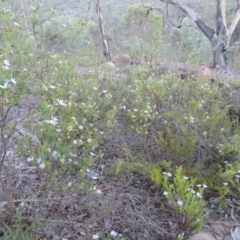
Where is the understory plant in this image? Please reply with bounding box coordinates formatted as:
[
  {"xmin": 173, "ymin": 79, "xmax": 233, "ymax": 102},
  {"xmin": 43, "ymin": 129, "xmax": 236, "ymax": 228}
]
[
  {"xmin": 115, "ymin": 64, "xmax": 240, "ymax": 198},
  {"xmin": 149, "ymin": 165, "xmax": 206, "ymax": 238}
]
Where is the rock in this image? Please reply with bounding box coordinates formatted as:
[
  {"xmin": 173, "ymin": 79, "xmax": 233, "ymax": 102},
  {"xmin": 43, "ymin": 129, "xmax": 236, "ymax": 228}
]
[
  {"xmin": 104, "ymin": 61, "xmax": 115, "ymax": 68},
  {"xmin": 111, "ymin": 54, "xmax": 132, "ymax": 67},
  {"xmin": 194, "ymin": 66, "xmax": 213, "ymax": 84},
  {"xmin": 189, "ymin": 231, "xmax": 216, "ymax": 240}
]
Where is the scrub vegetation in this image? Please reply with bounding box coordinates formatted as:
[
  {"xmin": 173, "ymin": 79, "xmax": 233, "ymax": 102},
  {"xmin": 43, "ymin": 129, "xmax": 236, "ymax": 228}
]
[{"xmin": 1, "ymin": 1, "xmax": 240, "ymax": 240}]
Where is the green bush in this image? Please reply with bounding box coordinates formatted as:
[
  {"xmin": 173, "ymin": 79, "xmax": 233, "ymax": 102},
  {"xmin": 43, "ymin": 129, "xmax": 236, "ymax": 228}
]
[
  {"xmin": 106, "ymin": 64, "xmax": 240, "ymax": 198},
  {"xmin": 150, "ymin": 166, "xmax": 206, "ymax": 235}
]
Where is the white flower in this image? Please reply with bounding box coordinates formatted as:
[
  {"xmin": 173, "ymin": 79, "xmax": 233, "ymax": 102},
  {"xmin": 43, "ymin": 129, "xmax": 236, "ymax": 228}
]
[
  {"xmin": 73, "ymin": 140, "xmax": 78, "ymax": 144},
  {"xmin": 166, "ymin": 172, "xmax": 172, "ymax": 177},
  {"xmin": 177, "ymin": 200, "xmax": 183, "ymax": 206},
  {"xmin": 10, "ymin": 78, "xmax": 16, "ymax": 85},
  {"xmin": 36, "ymin": 158, "xmax": 41, "ymax": 164},
  {"xmin": 78, "ymin": 125, "xmax": 84, "ymax": 130},
  {"xmin": 188, "ymin": 188, "xmax": 196, "ymax": 194},
  {"xmin": 3, "ymin": 60, "xmax": 10, "ymax": 66},
  {"xmin": 110, "ymin": 230, "xmax": 118, "ymax": 237},
  {"xmin": 203, "ymin": 184, "xmax": 208, "ymax": 188},
  {"xmin": 102, "ymin": 89, "xmax": 107, "ymax": 94},
  {"xmin": 223, "ymin": 182, "xmax": 228, "ymax": 186},
  {"xmin": 96, "ymin": 189, "xmax": 102, "ymax": 194},
  {"xmin": 52, "ymin": 151, "xmax": 60, "ymax": 158},
  {"xmin": 45, "ymin": 117, "xmax": 58, "ymax": 126},
  {"xmin": 60, "ymin": 158, "xmax": 65, "ymax": 163},
  {"xmin": 87, "ymin": 138, "xmax": 92, "ymax": 143},
  {"xmin": 196, "ymin": 192, "xmax": 202, "ymax": 198},
  {"xmin": 197, "ymin": 184, "xmax": 202, "ymax": 187},
  {"xmin": 183, "ymin": 176, "xmax": 189, "ymax": 180},
  {"xmin": 0, "ymin": 82, "xmax": 9, "ymax": 89},
  {"xmin": 56, "ymin": 99, "xmax": 67, "ymax": 106},
  {"xmin": 163, "ymin": 191, "xmax": 168, "ymax": 196},
  {"xmin": 94, "ymin": 184, "xmax": 102, "ymax": 192},
  {"xmin": 39, "ymin": 162, "xmax": 46, "ymax": 169},
  {"xmin": 92, "ymin": 233, "xmax": 99, "ymax": 239},
  {"xmin": 27, "ymin": 156, "xmax": 34, "ymax": 162}
]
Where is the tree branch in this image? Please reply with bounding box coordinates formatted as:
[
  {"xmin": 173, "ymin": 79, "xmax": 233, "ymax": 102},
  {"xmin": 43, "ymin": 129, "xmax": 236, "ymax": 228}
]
[
  {"xmin": 219, "ymin": 0, "xmax": 227, "ymax": 29},
  {"xmin": 228, "ymin": 6, "xmax": 240, "ymax": 40},
  {"xmin": 141, "ymin": 1, "xmax": 193, "ymax": 28},
  {"xmin": 237, "ymin": 0, "xmax": 240, "ymax": 8},
  {"xmin": 159, "ymin": 0, "xmax": 215, "ymax": 40}
]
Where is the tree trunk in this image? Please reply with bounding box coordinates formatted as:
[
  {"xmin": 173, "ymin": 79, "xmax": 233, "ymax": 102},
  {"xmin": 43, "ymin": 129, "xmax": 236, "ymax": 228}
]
[
  {"xmin": 211, "ymin": 0, "xmax": 228, "ymax": 69},
  {"xmin": 94, "ymin": 0, "xmax": 111, "ymax": 61},
  {"xmin": 211, "ymin": 38, "xmax": 228, "ymax": 69}
]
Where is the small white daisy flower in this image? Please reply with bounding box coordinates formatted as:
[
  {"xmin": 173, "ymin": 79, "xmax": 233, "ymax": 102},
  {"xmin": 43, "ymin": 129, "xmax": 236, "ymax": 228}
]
[
  {"xmin": 96, "ymin": 189, "xmax": 102, "ymax": 194},
  {"xmin": 27, "ymin": 156, "xmax": 34, "ymax": 162},
  {"xmin": 39, "ymin": 162, "xmax": 46, "ymax": 169},
  {"xmin": 56, "ymin": 99, "xmax": 67, "ymax": 106},
  {"xmin": 45, "ymin": 117, "xmax": 58, "ymax": 126},
  {"xmin": 163, "ymin": 191, "xmax": 168, "ymax": 196},
  {"xmin": 196, "ymin": 192, "xmax": 202, "ymax": 198},
  {"xmin": 0, "ymin": 82, "xmax": 9, "ymax": 89},
  {"xmin": 110, "ymin": 230, "xmax": 118, "ymax": 237},
  {"xmin": 3, "ymin": 60, "xmax": 10, "ymax": 66},
  {"xmin": 78, "ymin": 125, "xmax": 84, "ymax": 130},
  {"xmin": 10, "ymin": 78, "xmax": 17, "ymax": 85},
  {"xmin": 177, "ymin": 200, "xmax": 183, "ymax": 206},
  {"xmin": 92, "ymin": 233, "xmax": 99, "ymax": 239}
]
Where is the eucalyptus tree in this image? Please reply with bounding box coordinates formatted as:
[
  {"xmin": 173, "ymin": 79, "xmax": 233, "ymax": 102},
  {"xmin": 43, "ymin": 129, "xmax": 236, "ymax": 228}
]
[{"xmin": 157, "ymin": 0, "xmax": 240, "ymax": 69}]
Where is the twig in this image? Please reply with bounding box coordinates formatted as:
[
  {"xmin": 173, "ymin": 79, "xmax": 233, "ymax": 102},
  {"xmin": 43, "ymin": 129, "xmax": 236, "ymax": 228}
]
[
  {"xmin": 0, "ymin": 105, "xmax": 12, "ymax": 173},
  {"xmin": 6, "ymin": 196, "xmax": 75, "ymax": 203},
  {"xmin": 22, "ymin": 217, "xmax": 77, "ymax": 224}
]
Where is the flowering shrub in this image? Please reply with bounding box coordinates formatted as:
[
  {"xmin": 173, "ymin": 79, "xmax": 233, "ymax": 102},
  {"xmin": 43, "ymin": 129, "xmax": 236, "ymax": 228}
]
[
  {"xmin": 119, "ymin": 65, "xmax": 236, "ymax": 185},
  {"xmin": 2, "ymin": 0, "xmax": 240, "ymax": 238},
  {"xmin": 149, "ymin": 166, "xmax": 206, "ymax": 237}
]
